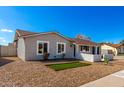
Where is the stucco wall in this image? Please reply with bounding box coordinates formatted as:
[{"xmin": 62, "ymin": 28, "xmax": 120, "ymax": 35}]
[
  {"xmin": 101, "ymin": 54, "xmax": 113, "ymax": 61},
  {"xmin": 79, "ymin": 53, "xmax": 94, "ymax": 62},
  {"xmin": 78, "ymin": 53, "xmax": 101, "ymax": 62},
  {"xmin": 17, "ymin": 37, "xmax": 25, "ymax": 61},
  {"xmin": 24, "ymin": 33, "xmax": 74, "ymax": 61},
  {"xmin": 93, "ymin": 54, "xmax": 102, "ymax": 61},
  {"xmin": 120, "ymin": 46, "xmax": 124, "ymax": 54},
  {"xmin": 75, "ymin": 45, "xmax": 101, "ymax": 62}
]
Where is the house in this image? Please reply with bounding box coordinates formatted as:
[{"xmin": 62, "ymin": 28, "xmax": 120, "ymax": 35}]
[
  {"xmin": 14, "ymin": 29, "xmax": 102, "ymax": 62},
  {"xmin": 101, "ymin": 43, "xmax": 124, "ymax": 56}
]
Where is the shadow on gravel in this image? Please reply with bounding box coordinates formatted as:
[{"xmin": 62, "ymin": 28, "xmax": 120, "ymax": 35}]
[{"xmin": 0, "ymin": 57, "xmax": 14, "ymax": 67}]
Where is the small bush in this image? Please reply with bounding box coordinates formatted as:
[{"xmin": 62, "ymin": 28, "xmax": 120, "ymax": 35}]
[
  {"xmin": 104, "ymin": 56, "xmax": 109, "ymax": 65},
  {"xmin": 62, "ymin": 53, "xmax": 65, "ymax": 59},
  {"xmin": 43, "ymin": 53, "xmax": 50, "ymax": 60}
]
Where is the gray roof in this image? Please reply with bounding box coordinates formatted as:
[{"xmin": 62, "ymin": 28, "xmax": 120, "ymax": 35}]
[
  {"xmin": 16, "ymin": 29, "xmax": 38, "ymax": 36},
  {"xmin": 14, "ymin": 29, "xmax": 99, "ymax": 46}
]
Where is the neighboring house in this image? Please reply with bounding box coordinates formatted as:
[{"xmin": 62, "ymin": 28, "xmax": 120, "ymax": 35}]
[
  {"xmin": 14, "ymin": 29, "xmax": 102, "ymax": 62},
  {"xmin": 101, "ymin": 43, "xmax": 124, "ymax": 56}
]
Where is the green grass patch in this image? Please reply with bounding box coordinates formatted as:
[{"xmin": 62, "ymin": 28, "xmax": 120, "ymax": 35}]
[{"xmin": 46, "ymin": 61, "xmax": 91, "ymax": 71}]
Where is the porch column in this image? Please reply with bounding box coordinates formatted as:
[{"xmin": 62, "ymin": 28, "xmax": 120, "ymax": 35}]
[
  {"xmin": 76, "ymin": 44, "xmax": 79, "ymax": 54},
  {"xmin": 95, "ymin": 46, "xmax": 98, "ymax": 55},
  {"xmin": 76, "ymin": 44, "xmax": 79, "ymax": 58}
]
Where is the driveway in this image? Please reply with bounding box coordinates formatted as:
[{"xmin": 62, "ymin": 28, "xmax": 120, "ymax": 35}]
[
  {"xmin": 0, "ymin": 57, "xmax": 16, "ymax": 67},
  {"xmin": 81, "ymin": 70, "xmax": 124, "ymax": 87}
]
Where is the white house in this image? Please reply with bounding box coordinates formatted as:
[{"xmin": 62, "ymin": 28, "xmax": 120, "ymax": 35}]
[{"xmin": 14, "ymin": 29, "xmax": 102, "ymax": 62}]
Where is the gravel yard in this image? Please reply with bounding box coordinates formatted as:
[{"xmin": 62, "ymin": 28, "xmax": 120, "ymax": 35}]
[{"xmin": 0, "ymin": 57, "xmax": 124, "ymax": 87}]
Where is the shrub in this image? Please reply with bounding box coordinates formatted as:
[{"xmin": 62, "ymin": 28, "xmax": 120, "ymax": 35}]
[
  {"xmin": 43, "ymin": 53, "xmax": 50, "ymax": 60},
  {"xmin": 62, "ymin": 53, "xmax": 65, "ymax": 59},
  {"xmin": 104, "ymin": 55, "xmax": 109, "ymax": 65}
]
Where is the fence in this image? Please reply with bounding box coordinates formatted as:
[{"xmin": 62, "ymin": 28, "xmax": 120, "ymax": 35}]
[{"xmin": 0, "ymin": 44, "xmax": 17, "ymax": 57}]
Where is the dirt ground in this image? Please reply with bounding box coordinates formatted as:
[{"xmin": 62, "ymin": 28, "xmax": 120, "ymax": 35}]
[{"xmin": 0, "ymin": 57, "xmax": 124, "ymax": 87}]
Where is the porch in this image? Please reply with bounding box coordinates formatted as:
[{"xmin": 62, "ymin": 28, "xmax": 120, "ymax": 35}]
[{"xmin": 74, "ymin": 44, "xmax": 102, "ymax": 62}]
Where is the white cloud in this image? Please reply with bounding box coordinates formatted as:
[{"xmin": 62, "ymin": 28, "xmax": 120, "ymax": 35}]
[
  {"xmin": 0, "ymin": 37, "xmax": 6, "ymax": 43},
  {"xmin": 0, "ymin": 29, "xmax": 13, "ymax": 32},
  {"xmin": 0, "ymin": 37, "xmax": 10, "ymax": 45}
]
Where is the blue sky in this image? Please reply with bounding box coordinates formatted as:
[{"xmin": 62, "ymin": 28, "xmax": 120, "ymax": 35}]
[{"xmin": 0, "ymin": 6, "xmax": 124, "ymax": 45}]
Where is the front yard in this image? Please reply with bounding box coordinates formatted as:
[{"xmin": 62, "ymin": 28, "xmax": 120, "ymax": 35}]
[{"xmin": 0, "ymin": 57, "xmax": 124, "ymax": 87}]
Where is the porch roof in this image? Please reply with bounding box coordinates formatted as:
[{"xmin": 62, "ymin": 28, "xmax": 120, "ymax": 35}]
[{"xmin": 69, "ymin": 38, "xmax": 99, "ymax": 46}]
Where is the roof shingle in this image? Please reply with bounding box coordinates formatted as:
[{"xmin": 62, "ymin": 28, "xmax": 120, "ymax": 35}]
[
  {"xmin": 69, "ymin": 38, "xmax": 98, "ymax": 46},
  {"xmin": 17, "ymin": 29, "xmax": 38, "ymax": 36},
  {"xmin": 101, "ymin": 43, "xmax": 122, "ymax": 48},
  {"xmin": 15, "ymin": 29, "xmax": 98, "ymax": 46}
]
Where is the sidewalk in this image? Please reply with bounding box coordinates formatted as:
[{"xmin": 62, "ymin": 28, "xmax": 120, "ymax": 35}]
[
  {"xmin": 80, "ymin": 70, "xmax": 124, "ymax": 87},
  {"xmin": 114, "ymin": 56, "xmax": 124, "ymax": 60}
]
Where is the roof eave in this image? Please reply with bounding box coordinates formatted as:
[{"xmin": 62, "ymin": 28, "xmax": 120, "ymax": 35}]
[{"xmin": 19, "ymin": 32, "xmax": 72, "ymax": 42}]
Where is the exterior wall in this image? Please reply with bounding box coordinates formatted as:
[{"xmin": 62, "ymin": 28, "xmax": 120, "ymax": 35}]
[
  {"xmin": 17, "ymin": 37, "xmax": 25, "ymax": 61},
  {"xmin": 78, "ymin": 53, "xmax": 113, "ymax": 62},
  {"xmin": 94, "ymin": 54, "xmax": 102, "ymax": 61},
  {"xmin": 78, "ymin": 53, "xmax": 101, "ymax": 62},
  {"xmin": 75, "ymin": 45, "xmax": 101, "ymax": 62},
  {"xmin": 24, "ymin": 33, "xmax": 74, "ymax": 61},
  {"xmin": 101, "ymin": 44, "xmax": 118, "ymax": 56},
  {"xmin": 121, "ymin": 46, "xmax": 124, "ymax": 53},
  {"xmin": 101, "ymin": 54, "xmax": 113, "ymax": 61},
  {"xmin": 79, "ymin": 53, "xmax": 94, "ymax": 62},
  {"xmin": 0, "ymin": 44, "xmax": 17, "ymax": 57},
  {"xmin": 119, "ymin": 46, "xmax": 124, "ymax": 54}
]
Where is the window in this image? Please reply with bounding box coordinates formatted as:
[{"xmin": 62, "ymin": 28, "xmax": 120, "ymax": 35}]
[
  {"xmin": 37, "ymin": 41, "xmax": 49, "ymax": 55},
  {"xmin": 57, "ymin": 42, "xmax": 66, "ymax": 54},
  {"xmin": 80, "ymin": 45, "xmax": 89, "ymax": 52},
  {"xmin": 108, "ymin": 50, "xmax": 113, "ymax": 54}
]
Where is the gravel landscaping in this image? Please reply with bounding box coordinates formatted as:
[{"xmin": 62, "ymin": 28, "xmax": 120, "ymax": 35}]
[{"xmin": 0, "ymin": 57, "xmax": 124, "ymax": 87}]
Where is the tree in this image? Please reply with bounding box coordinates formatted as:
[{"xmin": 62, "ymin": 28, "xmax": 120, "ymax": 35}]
[
  {"xmin": 100, "ymin": 42, "xmax": 113, "ymax": 44},
  {"xmin": 120, "ymin": 40, "xmax": 124, "ymax": 45}
]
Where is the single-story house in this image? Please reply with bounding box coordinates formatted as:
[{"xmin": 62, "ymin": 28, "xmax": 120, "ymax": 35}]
[
  {"xmin": 14, "ymin": 29, "xmax": 102, "ymax": 62},
  {"xmin": 101, "ymin": 43, "xmax": 124, "ymax": 56}
]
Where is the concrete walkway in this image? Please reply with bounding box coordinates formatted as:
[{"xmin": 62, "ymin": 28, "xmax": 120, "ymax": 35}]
[
  {"xmin": 81, "ymin": 70, "xmax": 124, "ymax": 87},
  {"xmin": 114, "ymin": 56, "xmax": 124, "ymax": 60}
]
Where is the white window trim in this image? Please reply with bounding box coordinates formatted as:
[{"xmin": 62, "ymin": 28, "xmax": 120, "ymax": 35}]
[
  {"xmin": 56, "ymin": 42, "xmax": 66, "ymax": 55},
  {"xmin": 37, "ymin": 40, "xmax": 49, "ymax": 55},
  {"xmin": 80, "ymin": 45, "xmax": 90, "ymax": 52}
]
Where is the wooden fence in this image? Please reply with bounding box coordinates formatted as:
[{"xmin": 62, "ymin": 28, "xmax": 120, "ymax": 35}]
[{"xmin": 0, "ymin": 44, "xmax": 17, "ymax": 57}]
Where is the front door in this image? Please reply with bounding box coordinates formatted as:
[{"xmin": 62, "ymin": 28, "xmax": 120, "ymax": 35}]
[
  {"xmin": 92, "ymin": 46, "xmax": 95, "ymax": 54},
  {"xmin": 73, "ymin": 45, "xmax": 76, "ymax": 57},
  {"xmin": 97, "ymin": 47, "xmax": 100, "ymax": 54},
  {"xmin": 43, "ymin": 43, "xmax": 48, "ymax": 53}
]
